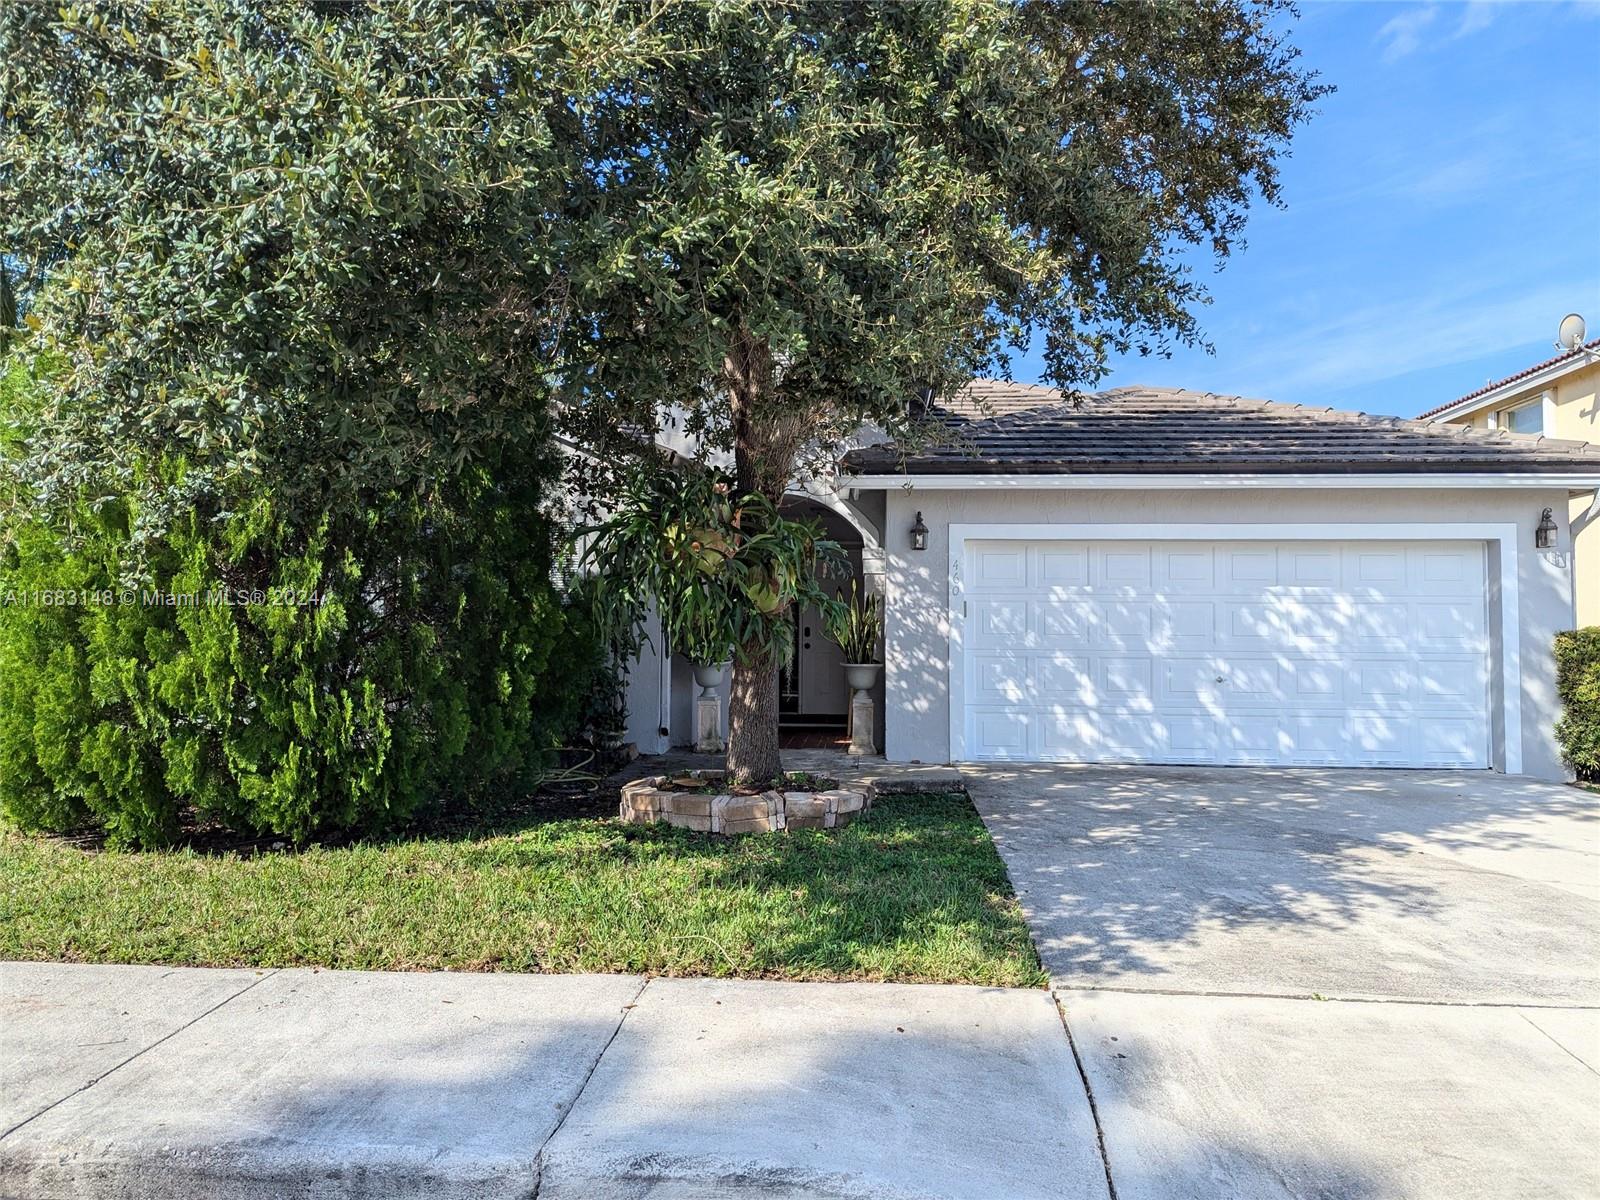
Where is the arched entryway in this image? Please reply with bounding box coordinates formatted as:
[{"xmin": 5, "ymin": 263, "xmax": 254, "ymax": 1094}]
[
  {"xmin": 774, "ymin": 495, "xmax": 868, "ymax": 746},
  {"xmin": 656, "ymin": 488, "xmax": 884, "ymax": 754}
]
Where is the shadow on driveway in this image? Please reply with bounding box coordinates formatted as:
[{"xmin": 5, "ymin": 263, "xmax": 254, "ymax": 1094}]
[{"xmin": 968, "ymin": 765, "xmax": 1600, "ymax": 1003}]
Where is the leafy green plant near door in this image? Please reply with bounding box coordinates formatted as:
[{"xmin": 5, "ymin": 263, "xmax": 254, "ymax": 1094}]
[
  {"xmin": 825, "ymin": 579, "xmax": 883, "ymax": 694},
  {"xmin": 581, "ymin": 466, "xmax": 844, "ymax": 777},
  {"xmin": 582, "ymin": 468, "xmax": 841, "ymax": 664}
]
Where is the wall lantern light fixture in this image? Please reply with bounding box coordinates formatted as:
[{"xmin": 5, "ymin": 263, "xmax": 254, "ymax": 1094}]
[
  {"xmin": 910, "ymin": 511, "xmax": 928, "ymax": 551},
  {"xmin": 1535, "ymin": 507, "xmax": 1558, "ymax": 550}
]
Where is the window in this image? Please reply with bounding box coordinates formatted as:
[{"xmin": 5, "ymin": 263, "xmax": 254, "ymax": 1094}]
[{"xmin": 1503, "ymin": 400, "xmax": 1543, "ymax": 434}]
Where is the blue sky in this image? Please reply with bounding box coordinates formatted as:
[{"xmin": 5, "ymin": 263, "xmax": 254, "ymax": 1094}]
[{"xmin": 1014, "ymin": 0, "xmax": 1600, "ymax": 418}]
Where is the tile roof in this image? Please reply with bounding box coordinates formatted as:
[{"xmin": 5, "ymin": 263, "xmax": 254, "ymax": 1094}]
[
  {"xmin": 934, "ymin": 378, "xmax": 1065, "ymax": 419},
  {"xmin": 1418, "ymin": 338, "xmax": 1600, "ymax": 419},
  {"xmin": 843, "ymin": 383, "xmax": 1600, "ymax": 476}
]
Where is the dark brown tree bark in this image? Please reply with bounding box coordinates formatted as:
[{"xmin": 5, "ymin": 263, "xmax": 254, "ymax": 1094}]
[
  {"xmin": 722, "ymin": 328, "xmax": 807, "ymax": 784},
  {"xmin": 726, "ymin": 641, "xmax": 782, "ymax": 784}
]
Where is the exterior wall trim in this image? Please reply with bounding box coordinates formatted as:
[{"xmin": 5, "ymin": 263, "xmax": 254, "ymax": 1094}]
[
  {"xmin": 788, "ymin": 481, "xmax": 883, "ymax": 553},
  {"xmin": 1423, "ymin": 352, "xmax": 1600, "ymax": 424},
  {"xmin": 850, "ymin": 473, "xmax": 1600, "ymax": 491},
  {"xmin": 945, "ymin": 521, "xmax": 1523, "ymax": 775}
]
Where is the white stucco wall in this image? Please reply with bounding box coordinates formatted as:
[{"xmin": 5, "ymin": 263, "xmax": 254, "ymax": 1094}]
[
  {"xmin": 624, "ymin": 606, "xmax": 672, "ymax": 755},
  {"xmin": 872, "ymin": 485, "xmax": 1577, "ymax": 780}
]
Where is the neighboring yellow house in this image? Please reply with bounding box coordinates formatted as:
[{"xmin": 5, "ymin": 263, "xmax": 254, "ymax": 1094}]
[{"xmin": 1421, "ymin": 338, "xmax": 1600, "ymax": 627}]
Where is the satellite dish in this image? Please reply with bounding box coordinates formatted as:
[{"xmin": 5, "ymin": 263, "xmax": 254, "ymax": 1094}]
[{"xmin": 1557, "ymin": 313, "xmax": 1587, "ymax": 351}]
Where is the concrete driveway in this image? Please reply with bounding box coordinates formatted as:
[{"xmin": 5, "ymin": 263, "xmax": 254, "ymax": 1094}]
[{"xmin": 970, "ymin": 765, "xmax": 1600, "ymax": 1199}]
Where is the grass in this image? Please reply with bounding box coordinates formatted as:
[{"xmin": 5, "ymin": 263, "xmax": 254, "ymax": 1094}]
[{"xmin": 0, "ymin": 793, "xmax": 1046, "ymax": 987}]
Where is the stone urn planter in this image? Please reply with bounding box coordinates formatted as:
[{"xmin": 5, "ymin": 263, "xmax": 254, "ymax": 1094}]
[
  {"xmin": 691, "ymin": 661, "xmax": 728, "ymax": 695},
  {"xmin": 843, "ymin": 662, "xmax": 881, "ymax": 693},
  {"xmin": 843, "ymin": 663, "xmax": 881, "ymax": 756},
  {"xmin": 619, "ymin": 770, "xmax": 872, "ymax": 834},
  {"xmin": 690, "ymin": 661, "xmax": 729, "ymax": 752}
]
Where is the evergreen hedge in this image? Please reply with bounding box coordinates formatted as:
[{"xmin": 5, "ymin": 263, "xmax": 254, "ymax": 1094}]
[
  {"xmin": 0, "ymin": 473, "xmax": 598, "ymax": 847},
  {"xmin": 1, "ymin": 356, "xmax": 602, "ymax": 846},
  {"xmin": 1554, "ymin": 627, "xmax": 1600, "ymax": 783}
]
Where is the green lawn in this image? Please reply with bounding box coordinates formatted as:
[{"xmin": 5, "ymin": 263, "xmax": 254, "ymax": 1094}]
[{"xmin": 0, "ymin": 793, "xmax": 1045, "ymax": 987}]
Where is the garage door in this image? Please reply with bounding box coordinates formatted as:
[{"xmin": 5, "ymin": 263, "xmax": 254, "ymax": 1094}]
[{"xmin": 960, "ymin": 539, "xmax": 1490, "ymax": 768}]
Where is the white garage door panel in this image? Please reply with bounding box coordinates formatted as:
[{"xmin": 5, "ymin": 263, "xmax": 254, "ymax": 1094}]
[{"xmin": 961, "ymin": 539, "xmax": 1490, "ymax": 769}]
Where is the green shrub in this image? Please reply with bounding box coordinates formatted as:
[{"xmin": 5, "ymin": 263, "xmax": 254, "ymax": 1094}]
[
  {"xmin": 1554, "ymin": 628, "xmax": 1600, "ymax": 782},
  {"xmin": 0, "ymin": 457, "xmax": 600, "ymax": 847}
]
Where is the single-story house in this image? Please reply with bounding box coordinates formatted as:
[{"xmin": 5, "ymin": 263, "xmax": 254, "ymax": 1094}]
[{"xmin": 622, "ymin": 381, "xmax": 1600, "ymax": 782}]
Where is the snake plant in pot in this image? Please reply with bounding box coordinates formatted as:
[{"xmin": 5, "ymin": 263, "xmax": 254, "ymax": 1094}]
[{"xmin": 825, "ymin": 579, "xmax": 883, "ymax": 693}]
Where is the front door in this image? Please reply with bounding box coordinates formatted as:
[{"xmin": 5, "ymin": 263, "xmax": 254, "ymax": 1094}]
[
  {"xmin": 779, "ymin": 603, "xmax": 849, "ymax": 726},
  {"xmin": 797, "ymin": 602, "xmax": 848, "ymax": 719}
]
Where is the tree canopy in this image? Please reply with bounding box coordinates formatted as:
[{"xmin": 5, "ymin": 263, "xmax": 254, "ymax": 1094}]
[
  {"xmin": 554, "ymin": 0, "xmax": 1326, "ymax": 496},
  {"xmin": 5, "ymin": 2, "xmax": 1322, "ymax": 514},
  {"xmin": 3, "ymin": 1, "xmax": 618, "ymax": 533},
  {"xmin": 3, "ymin": 0, "xmax": 1326, "ymax": 783}
]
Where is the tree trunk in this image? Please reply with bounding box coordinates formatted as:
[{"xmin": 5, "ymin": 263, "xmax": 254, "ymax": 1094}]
[
  {"xmin": 726, "ymin": 642, "xmax": 781, "ymax": 784},
  {"xmin": 721, "ymin": 327, "xmax": 799, "ymax": 785}
]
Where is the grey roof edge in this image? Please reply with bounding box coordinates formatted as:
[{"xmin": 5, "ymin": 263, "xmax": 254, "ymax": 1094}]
[
  {"xmin": 1087, "ymin": 386, "xmax": 1600, "ymax": 453},
  {"xmin": 842, "ymin": 458, "xmax": 1600, "ymax": 476},
  {"xmin": 841, "ymin": 382, "xmax": 1600, "ymax": 477}
]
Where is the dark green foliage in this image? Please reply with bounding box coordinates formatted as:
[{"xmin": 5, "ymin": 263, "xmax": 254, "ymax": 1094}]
[
  {"xmin": 1, "ymin": 4, "xmax": 614, "ymax": 843},
  {"xmin": 581, "ymin": 466, "xmax": 844, "ymax": 666},
  {"xmin": 1, "ymin": 2, "xmax": 608, "ymax": 538},
  {"xmin": 0, "ymin": 446, "xmax": 594, "ymax": 847},
  {"xmin": 1554, "ymin": 628, "xmax": 1600, "ymax": 781},
  {"xmin": 555, "ymin": 0, "xmax": 1329, "ymax": 479}
]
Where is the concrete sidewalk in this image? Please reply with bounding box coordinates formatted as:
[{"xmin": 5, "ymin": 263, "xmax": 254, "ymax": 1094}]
[
  {"xmin": 11, "ymin": 960, "xmax": 1596, "ymax": 1198},
  {"xmin": 0, "ymin": 963, "xmax": 1105, "ymax": 1200},
  {"xmin": 1062, "ymin": 989, "xmax": 1600, "ymax": 1200}
]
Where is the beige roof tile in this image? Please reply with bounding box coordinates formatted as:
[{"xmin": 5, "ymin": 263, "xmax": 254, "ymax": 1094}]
[{"xmin": 846, "ymin": 382, "xmax": 1600, "ymax": 475}]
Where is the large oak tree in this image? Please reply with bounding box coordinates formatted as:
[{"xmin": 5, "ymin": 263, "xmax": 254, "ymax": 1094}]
[
  {"xmin": 555, "ymin": 0, "xmax": 1326, "ymax": 780},
  {"xmin": 6, "ymin": 1, "xmax": 1324, "ymax": 784}
]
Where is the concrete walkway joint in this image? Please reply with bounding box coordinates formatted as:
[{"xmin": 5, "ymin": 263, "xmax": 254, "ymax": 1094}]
[
  {"xmin": 1053, "ymin": 991, "xmax": 1120, "ymax": 1200},
  {"xmin": 529, "ymin": 974, "xmax": 651, "ymax": 1197},
  {"xmin": 1, "ymin": 969, "xmax": 280, "ymax": 1142}
]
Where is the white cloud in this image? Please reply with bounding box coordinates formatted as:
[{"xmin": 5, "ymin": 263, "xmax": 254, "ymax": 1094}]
[
  {"xmin": 1376, "ymin": 5, "xmax": 1439, "ymax": 62},
  {"xmin": 1223, "ymin": 278, "xmax": 1593, "ymax": 400},
  {"xmin": 1455, "ymin": 2, "xmax": 1497, "ymax": 38}
]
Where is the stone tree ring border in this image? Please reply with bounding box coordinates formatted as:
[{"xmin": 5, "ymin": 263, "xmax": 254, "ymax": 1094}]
[{"xmin": 618, "ymin": 771, "xmax": 872, "ymax": 834}]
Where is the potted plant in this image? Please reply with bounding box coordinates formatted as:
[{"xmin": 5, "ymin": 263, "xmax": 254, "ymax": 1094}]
[
  {"xmin": 825, "ymin": 579, "xmax": 882, "ymax": 693},
  {"xmin": 680, "ymin": 600, "xmax": 736, "ymax": 696}
]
